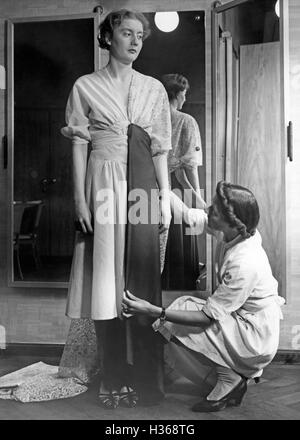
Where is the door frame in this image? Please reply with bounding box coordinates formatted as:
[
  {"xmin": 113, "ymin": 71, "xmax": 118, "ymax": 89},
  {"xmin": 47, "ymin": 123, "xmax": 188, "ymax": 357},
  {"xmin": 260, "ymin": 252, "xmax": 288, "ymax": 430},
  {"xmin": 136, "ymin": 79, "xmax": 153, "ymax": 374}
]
[
  {"xmin": 211, "ymin": 0, "xmax": 289, "ymax": 297},
  {"xmin": 6, "ymin": 2, "xmax": 214, "ymax": 292}
]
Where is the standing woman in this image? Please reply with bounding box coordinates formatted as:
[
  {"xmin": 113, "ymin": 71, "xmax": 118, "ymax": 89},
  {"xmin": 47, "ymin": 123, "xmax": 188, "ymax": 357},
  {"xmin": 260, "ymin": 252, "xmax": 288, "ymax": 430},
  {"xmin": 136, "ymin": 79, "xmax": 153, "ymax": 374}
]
[
  {"xmin": 161, "ymin": 74, "xmax": 206, "ymax": 290},
  {"xmin": 61, "ymin": 10, "xmax": 171, "ymax": 408}
]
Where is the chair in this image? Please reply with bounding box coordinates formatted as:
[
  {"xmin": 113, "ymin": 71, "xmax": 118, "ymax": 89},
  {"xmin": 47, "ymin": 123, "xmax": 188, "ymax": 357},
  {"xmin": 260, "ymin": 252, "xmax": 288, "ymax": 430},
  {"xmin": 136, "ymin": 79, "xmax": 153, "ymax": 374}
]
[{"xmin": 13, "ymin": 201, "xmax": 44, "ymax": 280}]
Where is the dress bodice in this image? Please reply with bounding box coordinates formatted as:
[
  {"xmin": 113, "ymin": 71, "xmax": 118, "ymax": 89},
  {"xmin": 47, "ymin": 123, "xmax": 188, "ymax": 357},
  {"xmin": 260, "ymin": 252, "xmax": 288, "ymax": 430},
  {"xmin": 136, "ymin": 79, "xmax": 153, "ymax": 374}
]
[
  {"xmin": 61, "ymin": 68, "xmax": 172, "ymax": 158},
  {"xmin": 168, "ymin": 107, "xmax": 203, "ymax": 172}
]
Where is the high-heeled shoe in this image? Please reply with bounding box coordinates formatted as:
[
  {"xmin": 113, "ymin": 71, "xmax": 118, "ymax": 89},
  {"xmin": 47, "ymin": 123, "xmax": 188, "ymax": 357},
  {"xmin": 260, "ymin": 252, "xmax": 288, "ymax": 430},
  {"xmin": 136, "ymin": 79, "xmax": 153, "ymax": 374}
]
[
  {"xmin": 98, "ymin": 389, "xmax": 120, "ymax": 410},
  {"xmin": 191, "ymin": 377, "xmax": 248, "ymax": 413},
  {"xmin": 119, "ymin": 385, "xmax": 139, "ymax": 408}
]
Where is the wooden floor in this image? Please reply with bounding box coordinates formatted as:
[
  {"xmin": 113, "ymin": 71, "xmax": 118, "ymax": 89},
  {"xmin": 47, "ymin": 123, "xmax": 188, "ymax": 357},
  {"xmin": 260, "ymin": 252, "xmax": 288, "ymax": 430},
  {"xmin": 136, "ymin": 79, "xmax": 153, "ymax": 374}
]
[{"xmin": 0, "ymin": 354, "xmax": 299, "ymax": 420}]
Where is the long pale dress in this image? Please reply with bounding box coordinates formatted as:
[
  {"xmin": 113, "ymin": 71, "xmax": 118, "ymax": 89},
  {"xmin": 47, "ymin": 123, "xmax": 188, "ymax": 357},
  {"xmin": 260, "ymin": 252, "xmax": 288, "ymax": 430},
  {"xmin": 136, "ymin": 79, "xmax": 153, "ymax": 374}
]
[
  {"xmin": 61, "ymin": 67, "xmax": 171, "ymax": 320},
  {"xmin": 162, "ymin": 108, "xmax": 203, "ymax": 290},
  {"xmin": 155, "ymin": 230, "xmax": 285, "ymax": 380},
  {"xmin": 58, "ymin": 68, "xmax": 171, "ymax": 384}
]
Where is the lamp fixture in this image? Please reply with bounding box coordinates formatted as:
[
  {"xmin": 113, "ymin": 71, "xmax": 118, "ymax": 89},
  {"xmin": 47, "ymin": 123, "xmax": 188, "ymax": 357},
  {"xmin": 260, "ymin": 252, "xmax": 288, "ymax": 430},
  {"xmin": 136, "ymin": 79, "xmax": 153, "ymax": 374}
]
[
  {"xmin": 275, "ymin": 0, "xmax": 280, "ymax": 18},
  {"xmin": 154, "ymin": 12, "xmax": 179, "ymax": 33}
]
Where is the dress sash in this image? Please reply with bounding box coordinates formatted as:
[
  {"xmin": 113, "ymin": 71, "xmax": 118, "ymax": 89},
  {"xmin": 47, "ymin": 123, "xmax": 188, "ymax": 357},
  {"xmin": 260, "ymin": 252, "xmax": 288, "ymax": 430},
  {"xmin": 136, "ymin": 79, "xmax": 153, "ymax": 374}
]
[
  {"xmin": 125, "ymin": 123, "xmax": 161, "ymax": 306},
  {"xmin": 124, "ymin": 124, "xmax": 164, "ymax": 400}
]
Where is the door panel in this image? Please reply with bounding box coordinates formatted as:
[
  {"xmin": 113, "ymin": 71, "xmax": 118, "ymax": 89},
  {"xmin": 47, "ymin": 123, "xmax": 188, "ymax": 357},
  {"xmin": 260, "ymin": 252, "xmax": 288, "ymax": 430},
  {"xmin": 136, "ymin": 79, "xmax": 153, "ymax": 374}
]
[
  {"xmin": 238, "ymin": 42, "xmax": 284, "ymax": 294},
  {"xmin": 14, "ymin": 109, "xmax": 50, "ymax": 256}
]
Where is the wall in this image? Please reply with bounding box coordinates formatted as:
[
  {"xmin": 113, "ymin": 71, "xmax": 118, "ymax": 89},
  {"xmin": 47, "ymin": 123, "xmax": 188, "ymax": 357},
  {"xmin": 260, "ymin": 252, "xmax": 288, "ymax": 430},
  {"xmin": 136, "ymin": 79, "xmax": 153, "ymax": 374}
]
[{"xmin": 0, "ymin": 0, "xmax": 299, "ymax": 350}]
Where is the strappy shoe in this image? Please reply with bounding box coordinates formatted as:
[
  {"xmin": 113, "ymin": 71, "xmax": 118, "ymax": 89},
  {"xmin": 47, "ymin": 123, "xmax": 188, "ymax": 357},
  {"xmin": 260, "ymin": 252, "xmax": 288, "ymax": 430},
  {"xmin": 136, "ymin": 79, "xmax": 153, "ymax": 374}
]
[
  {"xmin": 98, "ymin": 389, "xmax": 120, "ymax": 410},
  {"xmin": 119, "ymin": 386, "xmax": 139, "ymax": 408},
  {"xmin": 191, "ymin": 377, "xmax": 248, "ymax": 413}
]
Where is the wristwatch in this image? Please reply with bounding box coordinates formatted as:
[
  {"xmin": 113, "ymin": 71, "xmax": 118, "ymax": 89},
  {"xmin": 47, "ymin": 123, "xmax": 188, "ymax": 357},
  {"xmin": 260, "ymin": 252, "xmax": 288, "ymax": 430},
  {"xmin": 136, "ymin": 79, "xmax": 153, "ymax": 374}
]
[{"xmin": 159, "ymin": 307, "xmax": 166, "ymax": 323}]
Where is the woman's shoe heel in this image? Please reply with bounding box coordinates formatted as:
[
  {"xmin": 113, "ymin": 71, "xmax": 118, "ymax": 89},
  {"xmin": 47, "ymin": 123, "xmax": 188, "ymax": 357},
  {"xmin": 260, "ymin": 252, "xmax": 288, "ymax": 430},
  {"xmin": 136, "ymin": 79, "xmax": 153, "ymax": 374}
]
[
  {"xmin": 227, "ymin": 379, "xmax": 248, "ymax": 407},
  {"xmin": 98, "ymin": 388, "xmax": 120, "ymax": 410},
  {"xmin": 119, "ymin": 385, "xmax": 139, "ymax": 408},
  {"xmin": 192, "ymin": 377, "xmax": 248, "ymax": 412}
]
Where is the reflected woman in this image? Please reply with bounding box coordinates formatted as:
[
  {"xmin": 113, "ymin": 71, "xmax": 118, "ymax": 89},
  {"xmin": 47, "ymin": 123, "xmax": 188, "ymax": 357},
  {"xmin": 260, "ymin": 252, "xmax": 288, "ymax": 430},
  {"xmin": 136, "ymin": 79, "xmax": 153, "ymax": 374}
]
[
  {"xmin": 61, "ymin": 10, "xmax": 171, "ymax": 409},
  {"xmin": 161, "ymin": 74, "xmax": 206, "ymax": 290}
]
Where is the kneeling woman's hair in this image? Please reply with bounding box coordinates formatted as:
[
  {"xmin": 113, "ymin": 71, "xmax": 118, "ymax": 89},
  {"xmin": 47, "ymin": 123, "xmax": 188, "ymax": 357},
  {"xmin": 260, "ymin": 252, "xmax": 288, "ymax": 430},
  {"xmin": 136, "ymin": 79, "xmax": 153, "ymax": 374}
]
[
  {"xmin": 216, "ymin": 181, "xmax": 260, "ymax": 239},
  {"xmin": 98, "ymin": 9, "xmax": 151, "ymax": 50}
]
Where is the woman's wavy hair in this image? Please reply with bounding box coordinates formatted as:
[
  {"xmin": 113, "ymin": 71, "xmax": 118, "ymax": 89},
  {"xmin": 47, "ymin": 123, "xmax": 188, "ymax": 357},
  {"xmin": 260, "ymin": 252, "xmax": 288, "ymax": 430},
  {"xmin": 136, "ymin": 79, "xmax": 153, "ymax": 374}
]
[
  {"xmin": 161, "ymin": 74, "xmax": 190, "ymax": 101},
  {"xmin": 97, "ymin": 10, "xmax": 151, "ymax": 50},
  {"xmin": 216, "ymin": 181, "xmax": 260, "ymax": 239}
]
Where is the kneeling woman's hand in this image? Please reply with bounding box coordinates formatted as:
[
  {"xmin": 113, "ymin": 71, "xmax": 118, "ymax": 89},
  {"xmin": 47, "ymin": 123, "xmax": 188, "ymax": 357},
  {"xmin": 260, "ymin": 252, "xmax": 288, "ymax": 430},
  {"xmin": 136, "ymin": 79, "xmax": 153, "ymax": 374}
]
[{"xmin": 122, "ymin": 290, "xmax": 154, "ymax": 317}]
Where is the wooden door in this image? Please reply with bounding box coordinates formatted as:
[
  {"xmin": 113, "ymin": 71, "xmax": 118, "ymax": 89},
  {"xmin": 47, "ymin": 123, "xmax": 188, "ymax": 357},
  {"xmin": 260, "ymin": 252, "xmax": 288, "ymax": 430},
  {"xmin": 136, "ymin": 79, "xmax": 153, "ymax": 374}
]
[
  {"xmin": 237, "ymin": 42, "xmax": 285, "ymax": 294},
  {"xmin": 14, "ymin": 109, "xmax": 50, "ymax": 256},
  {"xmin": 50, "ymin": 109, "xmax": 74, "ymax": 257},
  {"xmin": 14, "ymin": 108, "xmax": 74, "ymax": 258}
]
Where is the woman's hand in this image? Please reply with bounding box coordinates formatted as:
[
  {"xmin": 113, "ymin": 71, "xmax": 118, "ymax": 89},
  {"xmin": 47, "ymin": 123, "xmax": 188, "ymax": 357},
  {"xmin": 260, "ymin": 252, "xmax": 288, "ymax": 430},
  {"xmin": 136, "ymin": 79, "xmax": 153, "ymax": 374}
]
[
  {"xmin": 122, "ymin": 290, "xmax": 155, "ymax": 317},
  {"xmin": 195, "ymin": 190, "xmax": 207, "ymax": 210},
  {"xmin": 159, "ymin": 193, "xmax": 172, "ymax": 233},
  {"xmin": 75, "ymin": 199, "xmax": 93, "ymax": 234}
]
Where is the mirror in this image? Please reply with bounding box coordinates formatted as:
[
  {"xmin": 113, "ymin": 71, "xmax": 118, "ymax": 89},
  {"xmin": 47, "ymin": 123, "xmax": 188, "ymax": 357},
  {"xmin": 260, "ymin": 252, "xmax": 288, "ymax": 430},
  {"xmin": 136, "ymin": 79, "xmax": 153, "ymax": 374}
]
[
  {"xmin": 9, "ymin": 15, "xmax": 96, "ymax": 286},
  {"xmin": 8, "ymin": 10, "xmax": 207, "ymax": 289},
  {"xmin": 135, "ymin": 11, "xmax": 207, "ymax": 291},
  {"xmin": 212, "ymin": 0, "xmax": 286, "ymax": 294}
]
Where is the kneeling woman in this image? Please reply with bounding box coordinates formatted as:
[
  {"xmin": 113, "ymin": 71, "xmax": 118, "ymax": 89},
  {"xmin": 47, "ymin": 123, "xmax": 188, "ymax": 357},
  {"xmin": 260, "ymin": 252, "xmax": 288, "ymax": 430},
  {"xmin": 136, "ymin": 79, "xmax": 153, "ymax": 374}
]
[{"xmin": 122, "ymin": 181, "xmax": 284, "ymax": 412}]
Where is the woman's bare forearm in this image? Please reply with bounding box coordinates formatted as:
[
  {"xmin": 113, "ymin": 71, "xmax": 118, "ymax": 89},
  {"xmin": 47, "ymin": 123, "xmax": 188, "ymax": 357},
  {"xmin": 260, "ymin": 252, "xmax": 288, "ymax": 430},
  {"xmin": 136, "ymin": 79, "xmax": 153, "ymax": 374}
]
[
  {"xmin": 72, "ymin": 142, "xmax": 88, "ymax": 202},
  {"xmin": 170, "ymin": 190, "xmax": 190, "ymax": 224},
  {"xmin": 184, "ymin": 166, "xmax": 200, "ymax": 192},
  {"xmin": 152, "ymin": 154, "xmax": 170, "ymax": 196},
  {"xmin": 147, "ymin": 304, "xmax": 211, "ymax": 329}
]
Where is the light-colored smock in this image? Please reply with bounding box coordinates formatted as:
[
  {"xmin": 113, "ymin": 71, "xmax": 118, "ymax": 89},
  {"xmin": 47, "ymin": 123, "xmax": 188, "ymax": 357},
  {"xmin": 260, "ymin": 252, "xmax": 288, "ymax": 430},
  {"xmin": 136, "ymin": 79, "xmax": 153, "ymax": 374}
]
[
  {"xmin": 61, "ymin": 68, "xmax": 171, "ymax": 320},
  {"xmin": 168, "ymin": 108, "xmax": 202, "ymax": 174},
  {"xmin": 154, "ymin": 230, "xmax": 284, "ymax": 378}
]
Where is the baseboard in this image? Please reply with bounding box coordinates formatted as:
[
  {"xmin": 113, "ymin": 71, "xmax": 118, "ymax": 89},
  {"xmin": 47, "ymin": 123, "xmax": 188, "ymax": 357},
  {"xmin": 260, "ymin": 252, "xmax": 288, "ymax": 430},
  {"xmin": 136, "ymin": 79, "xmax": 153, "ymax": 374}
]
[
  {"xmin": 0, "ymin": 343, "xmax": 64, "ymax": 358},
  {"xmin": 273, "ymin": 349, "xmax": 300, "ymax": 364},
  {"xmin": 0, "ymin": 344, "xmax": 299, "ymax": 364}
]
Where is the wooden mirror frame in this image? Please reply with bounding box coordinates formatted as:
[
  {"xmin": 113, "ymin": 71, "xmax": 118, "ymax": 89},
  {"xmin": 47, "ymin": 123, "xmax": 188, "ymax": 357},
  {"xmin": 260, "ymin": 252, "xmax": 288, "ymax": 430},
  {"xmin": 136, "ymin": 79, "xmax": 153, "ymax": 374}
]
[{"xmin": 6, "ymin": 3, "xmax": 213, "ymax": 292}]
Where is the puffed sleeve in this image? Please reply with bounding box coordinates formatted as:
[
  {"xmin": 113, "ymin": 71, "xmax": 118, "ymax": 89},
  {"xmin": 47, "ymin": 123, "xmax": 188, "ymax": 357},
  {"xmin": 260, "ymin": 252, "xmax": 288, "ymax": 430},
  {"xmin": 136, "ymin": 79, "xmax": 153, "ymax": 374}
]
[
  {"xmin": 150, "ymin": 83, "xmax": 172, "ymax": 156},
  {"xmin": 61, "ymin": 80, "xmax": 91, "ymax": 145},
  {"xmin": 178, "ymin": 115, "xmax": 203, "ymax": 169},
  {"xmin": 202, "ymin": 259, "xmax": 258, "ymax": 322}
]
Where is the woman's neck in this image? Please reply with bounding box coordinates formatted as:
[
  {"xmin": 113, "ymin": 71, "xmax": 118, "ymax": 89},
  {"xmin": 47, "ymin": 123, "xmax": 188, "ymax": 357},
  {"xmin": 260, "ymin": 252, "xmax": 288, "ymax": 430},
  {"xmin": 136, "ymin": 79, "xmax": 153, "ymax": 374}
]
[
  {"xmin": 170, "ymin": 100, "xmax": 178, "ymax": 110},
  {"xmin": 223, "ymin": 228, "xmax": 240, "ymax": 243},
  {"xmin": 107, "ymin": 57, "xmax": 133, "ymax": 81}
]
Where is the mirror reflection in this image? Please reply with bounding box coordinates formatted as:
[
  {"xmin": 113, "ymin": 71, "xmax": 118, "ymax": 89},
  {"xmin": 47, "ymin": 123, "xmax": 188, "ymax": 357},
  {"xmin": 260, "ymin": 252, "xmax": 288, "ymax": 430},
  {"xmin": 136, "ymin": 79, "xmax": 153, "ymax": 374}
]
[
  {"xmin": 135, "ymin": 12, "xmax": 206, "ymax": 291},
  {"xmin": 12, "ymin": 11, "xmax": 206, "ymax": 287},
  {"xmin": 13, "ymin": 18, "xmax": 95, "ymax": 283}
]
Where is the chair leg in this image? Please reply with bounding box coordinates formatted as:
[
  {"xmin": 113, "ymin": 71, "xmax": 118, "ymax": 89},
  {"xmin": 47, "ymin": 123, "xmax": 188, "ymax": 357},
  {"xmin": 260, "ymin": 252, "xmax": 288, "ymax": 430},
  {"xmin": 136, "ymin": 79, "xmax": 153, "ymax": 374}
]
[
  {"xmin": 32, "ymin": 242, "xmax": 42, "ymax": 270},
  {"xmin": 14, "ymin": 247, "xmax": 24, "ymax": 281}
]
